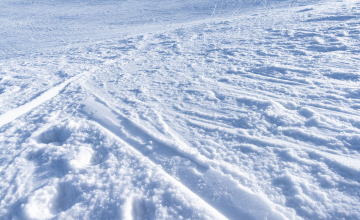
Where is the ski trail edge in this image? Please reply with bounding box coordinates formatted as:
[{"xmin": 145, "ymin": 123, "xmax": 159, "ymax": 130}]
[
  {"xmin": 88, "ymin": 115, "xmax": 229, "ymax": 220},
  {"xmin": 0, "ymin": 74, "xmax": 84, "ymax": 128}
]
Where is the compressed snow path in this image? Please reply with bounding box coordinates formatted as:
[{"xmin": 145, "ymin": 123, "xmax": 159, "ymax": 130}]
[
  {"xmin": 0, "ymin": 74, "xmax": 84, "ymax": 127},
  {"xmin": 1, "ymin": 0, "xmax": 360, "ymax": 219}
]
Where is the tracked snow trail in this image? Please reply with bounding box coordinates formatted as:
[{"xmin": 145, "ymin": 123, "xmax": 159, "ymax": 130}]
[
  {"xmin": 1, "ymin": 0, "xmax": 360, "ymax": 219},
  {"xmin": 0, "ymin": 73, "xmax": 85, "ymax": 127},
  {"xmin": 79, "ymin": 86, "xmax": 291, "ymax": 219}
]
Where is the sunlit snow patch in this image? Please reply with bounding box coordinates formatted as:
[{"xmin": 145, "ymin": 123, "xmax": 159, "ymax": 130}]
[{"xmin": 23, "ymin": 184, "xmax": 58, "ymax": 220}]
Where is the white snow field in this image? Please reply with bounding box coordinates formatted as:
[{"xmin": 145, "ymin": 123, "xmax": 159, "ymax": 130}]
[{"xmin": 1, "ymin": 0, "xmax": 360, "ymax": 219}]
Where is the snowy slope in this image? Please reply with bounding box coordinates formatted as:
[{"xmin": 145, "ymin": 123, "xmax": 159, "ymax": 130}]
[
  {"xmin": 0, "ymin": 0, "xmax": 311, "ymax": 59},
  {"xmin": 1, "ymin": 0, "xmax": 360, "ymax": 219}
]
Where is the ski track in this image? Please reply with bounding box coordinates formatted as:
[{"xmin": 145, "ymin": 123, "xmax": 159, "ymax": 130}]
[
  {"xmin": 0, "ymin": 73, "xmax": 84, "ymax": 128},
  {"xmin": 93, "ymin": 118, "xmax": 230, "ymax": 220},
  {"xmin": 1, "ymin": 0, "xmax": 360, "ymax": 219},
  {"xmin": 80, "ymin": 93, "xmax": 228, "ymax": 220},
  {"xmin": 80, "ymin": 87, "xmax": 290, "ymax": 220}
]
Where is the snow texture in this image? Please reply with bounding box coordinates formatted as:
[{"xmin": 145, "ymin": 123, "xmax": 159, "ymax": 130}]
[{"xmin": 1, "ymin": 0, "xmax": 360, "ymax": 219}]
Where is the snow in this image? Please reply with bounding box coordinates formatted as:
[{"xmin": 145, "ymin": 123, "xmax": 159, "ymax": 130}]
[
  {"xmin": 1, "ymin": 0, "xmax": 360, "ymax": 219},
  {"xmin": 0, "ymin": 74, "xmax": 84, "ymax": 127}
]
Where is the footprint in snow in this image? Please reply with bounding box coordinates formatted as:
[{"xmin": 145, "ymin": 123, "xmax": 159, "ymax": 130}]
[
  {"xmin": 22, "ymin": 181, "xmax": 81, "ymax": 219},
  {"xmin": 30, "ymin": 120, "xmax": 95, "ymax": 173},
  {"xmin": 36, "ymin": 122, "xmax": 74, "ymax": 145}
]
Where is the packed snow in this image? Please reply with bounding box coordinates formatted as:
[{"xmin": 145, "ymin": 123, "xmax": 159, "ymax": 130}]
[{"xmin": 1, "ymin": 0, "xmax": 360, "ymax": 219}]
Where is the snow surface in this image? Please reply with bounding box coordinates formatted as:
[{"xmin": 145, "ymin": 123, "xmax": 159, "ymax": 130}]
[{"xmin": 1, "ymin": 0, "xmax": 360, "ymax": 219}]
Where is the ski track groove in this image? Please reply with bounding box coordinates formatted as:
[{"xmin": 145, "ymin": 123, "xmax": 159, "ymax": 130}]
[
  {"xmin": 91, "ymin": 119, "xmax": 229, "ymax": 220},
  {"xmin": 204, "ymin": 77, "xmax": 360, "ymax": 119},
  {"xmin": 0, "ymin": 73, "xmax": 85, "ymax": 128},
  {"xmin": 80, "ymin": 86, "xmax": 290, "ymax": 220},
  {"xmin": 80, "ymin": 90, "xmax": 229, "ymax": 220}
]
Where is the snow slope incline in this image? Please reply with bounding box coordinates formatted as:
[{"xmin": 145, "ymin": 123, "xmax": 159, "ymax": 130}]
[
  {"xmin": 1, "ymin": 0, "xmax": 360, "ymax": 219},
  {"xmin": 0, "ymin": 0, "xmax": 313, "ymax": 59}
]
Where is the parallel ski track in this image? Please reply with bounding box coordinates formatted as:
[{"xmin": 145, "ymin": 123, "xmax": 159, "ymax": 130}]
[
  {"xmin": 93, "ymin": 119, "xmax": 229, "ymax": 220},
  {"xmin": 79, "ymin": 80, "xmax": 293, "ymax": 220},
  {"xmin": 80, "ymin": 90, "xmax": 229, "ymax": 220}
]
